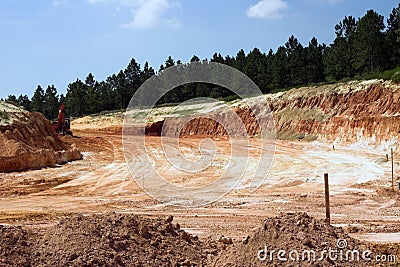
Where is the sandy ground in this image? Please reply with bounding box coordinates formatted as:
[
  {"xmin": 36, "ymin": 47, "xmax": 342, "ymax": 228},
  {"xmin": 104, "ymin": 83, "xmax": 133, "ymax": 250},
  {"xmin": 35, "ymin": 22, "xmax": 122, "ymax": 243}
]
[{"xmin": 0, "ymin": 120, "xmax": 399, "ymax": 247}]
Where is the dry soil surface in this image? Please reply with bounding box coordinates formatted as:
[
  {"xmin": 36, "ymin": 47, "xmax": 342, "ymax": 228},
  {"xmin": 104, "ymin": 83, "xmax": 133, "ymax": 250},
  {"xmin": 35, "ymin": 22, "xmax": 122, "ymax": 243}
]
[{"xmin": 0, "ymin": 122, "xmax": 399, "ymax": 265}]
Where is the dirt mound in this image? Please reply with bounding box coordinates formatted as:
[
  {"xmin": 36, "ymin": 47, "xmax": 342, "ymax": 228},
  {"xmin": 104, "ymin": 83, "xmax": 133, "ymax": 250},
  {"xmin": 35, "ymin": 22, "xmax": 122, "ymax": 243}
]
[
  {"xmin": 0, "ymin": 104, "xmax": 81, "ymax": 172},
  {"xmin": 0, "ymin": 212, "xmax": 398, "ymax": 266},
  {"xmin": 0, "ymin": 213, "xmax": 220, "ymax": 267},
  {"xmin": 214, "ymin": 212, "xmax": 397, "ymax": 266},
  {"xmin": 0, "ymin": 224, "xmax": 33, "ymax": 267}
]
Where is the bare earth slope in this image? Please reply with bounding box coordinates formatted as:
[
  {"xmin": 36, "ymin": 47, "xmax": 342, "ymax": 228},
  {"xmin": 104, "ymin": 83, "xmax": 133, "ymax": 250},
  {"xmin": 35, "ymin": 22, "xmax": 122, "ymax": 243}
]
[
  {"xmin": 270, "ymin": 79, "xmax": 400, "ymax": 145},
  {"xmin": 0, "ymin": 102, "xmax": 82, "ymax": 172},
  {"xmin": 147, "ymin": 80, "xmax": 400, "ymax": 149}
]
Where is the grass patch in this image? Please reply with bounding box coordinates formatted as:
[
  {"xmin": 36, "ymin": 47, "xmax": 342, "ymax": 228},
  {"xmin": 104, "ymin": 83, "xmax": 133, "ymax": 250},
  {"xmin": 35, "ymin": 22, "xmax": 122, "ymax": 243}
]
[
  {"xmin": 220, "ymin": 95, "xmax": 241, "ymax": 103},
  {"xmin": 303, "ymin": 134, "xmax": 318, "ymax": 142},
  {"xmin": 0, "ymin": 110, "xmax": 9, "ymax": 122},
  {"xmin": 128, "ymin": 111, "xmax": 147, "ymax": 119},
  {"xmin": 276, "ymin": 130, "xmax": 304, "ymax": 141},
  {"xmin": 276, "ymin": 129, "xmax": 318, "ymax": 142},
  {"xmin": 274, "ymin": 108, "xmax": 331, "ymax": 124},
  {"xmin": 360, "ymin": 66, "xmax": 400, "ymax": 82},
  {"xmin": 171, "ymin": 107, "xmax": 203, "ymax": 116}
]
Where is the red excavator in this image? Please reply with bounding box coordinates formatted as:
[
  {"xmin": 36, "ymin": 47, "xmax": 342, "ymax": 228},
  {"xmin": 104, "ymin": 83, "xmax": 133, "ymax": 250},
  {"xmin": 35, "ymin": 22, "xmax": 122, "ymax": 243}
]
[{"xmin": 52, "ymin": 103, "xmax": 73, "ymax": 136}]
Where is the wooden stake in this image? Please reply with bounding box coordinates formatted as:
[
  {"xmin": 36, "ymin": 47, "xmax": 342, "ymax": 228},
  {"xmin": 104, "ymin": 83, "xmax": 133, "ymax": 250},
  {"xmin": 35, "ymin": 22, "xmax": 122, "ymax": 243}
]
[
  {"xmin": 391, "ymin": 148, "xmax": 394, "ymax": 191},
  {"xmin": 324, "ymin": 173, "xmax": 330, "ymax": 225}
]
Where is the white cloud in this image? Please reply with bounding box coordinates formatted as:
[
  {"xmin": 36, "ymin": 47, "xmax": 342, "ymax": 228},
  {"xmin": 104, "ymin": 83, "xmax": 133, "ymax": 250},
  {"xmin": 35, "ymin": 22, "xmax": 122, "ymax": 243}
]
[
  {"xmin": 307, "ymin": 0, "xmax": 345, "ymax": 5},
  {"xmin": 87, "ymin": 0, "xmax": 181, "ymax": 29},
  {"xmin": 246, "ymin": 0, "xmax": 288, "ymax": 19},
  {"xmin": 87, "ymin": 0, "xmax": 112, "ymax": 3},
  {"xmin": 322, "ymin": 0, "xmax": 345, "ymax": 4},
  {"xmin": 52, "ymin": 0, "xmax": 65, "ymax": 7}
]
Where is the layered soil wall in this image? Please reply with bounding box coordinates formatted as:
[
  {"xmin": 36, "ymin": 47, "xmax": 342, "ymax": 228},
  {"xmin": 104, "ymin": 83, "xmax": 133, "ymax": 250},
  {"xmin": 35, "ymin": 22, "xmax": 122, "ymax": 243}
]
[
  {"xmin": 146, "ymin": 80, "xmax": 400, "ymax": 147},
  {"xmin": 0, "ymin": 110, "xmax": 81, "ymax": 172}
]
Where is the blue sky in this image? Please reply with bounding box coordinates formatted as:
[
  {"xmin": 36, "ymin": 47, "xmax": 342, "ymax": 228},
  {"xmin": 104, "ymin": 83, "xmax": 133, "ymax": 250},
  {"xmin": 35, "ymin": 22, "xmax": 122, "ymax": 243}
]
[{"xmin": 0, "ymin": 0, "xmax": 398, "ymax": 98}]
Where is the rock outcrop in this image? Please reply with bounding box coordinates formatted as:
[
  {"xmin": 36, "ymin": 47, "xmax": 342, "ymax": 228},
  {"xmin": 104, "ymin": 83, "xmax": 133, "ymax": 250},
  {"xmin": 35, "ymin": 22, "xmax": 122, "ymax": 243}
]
[{"xmin": 0, "ymin": 106, "xmax": 82, "ymax": 172}]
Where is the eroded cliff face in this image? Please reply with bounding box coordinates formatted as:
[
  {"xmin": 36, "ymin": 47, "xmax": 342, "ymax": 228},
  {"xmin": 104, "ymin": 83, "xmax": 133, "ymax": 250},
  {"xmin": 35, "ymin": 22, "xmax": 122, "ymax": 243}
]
[
  {"xmin": 0, "ymin": 109, "xmax": 82, "ymax": 172},
  {"xmin": 270, "ymin": 80, "xmax": 400, "ymax": 146},
  {"xmin": 145, "ymin": 80, "xmax": 400, "ymax": 148}
]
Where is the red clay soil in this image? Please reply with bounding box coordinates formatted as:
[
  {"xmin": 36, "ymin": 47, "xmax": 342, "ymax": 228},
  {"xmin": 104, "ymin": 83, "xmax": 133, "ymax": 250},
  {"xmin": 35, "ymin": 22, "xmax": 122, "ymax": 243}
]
[
  {"xmin": 0, "ymin": 111, "xmax": 81, "ymax": 172},
  {"xmin": 146, "ymin": 81, "xmax": 400, "ymax": 147},
  {"xmin": 0, "ymin": 212, "xmax": 398, "ymax": 266},
  {"xmin": 0, "ymin": 213, "xmax": 221, "ymax": 267},
  {"xmin": 148, "ymin": 106, "xmax": 264, "ymax": 137},
  {"xmin": 214, "ymin": 212, "xmax": 399, "ymax": 267}
]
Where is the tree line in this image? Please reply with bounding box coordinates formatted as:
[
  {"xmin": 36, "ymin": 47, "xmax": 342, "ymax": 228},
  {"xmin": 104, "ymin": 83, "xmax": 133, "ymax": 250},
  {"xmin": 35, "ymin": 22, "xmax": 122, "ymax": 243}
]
[{"xmin": 2, "ymin": 4, "xmax": 400, "ymax": 119}]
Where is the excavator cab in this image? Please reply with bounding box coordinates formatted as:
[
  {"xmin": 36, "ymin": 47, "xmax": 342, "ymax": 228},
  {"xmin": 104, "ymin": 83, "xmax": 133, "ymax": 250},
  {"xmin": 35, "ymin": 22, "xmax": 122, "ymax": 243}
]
[
  {"xmin": 52, "ymin": 103, "xmax": 73, "ymax": 136},
  {"xmin": 64, "ymin": 117, "xmax": 72, "ymax": 136}
]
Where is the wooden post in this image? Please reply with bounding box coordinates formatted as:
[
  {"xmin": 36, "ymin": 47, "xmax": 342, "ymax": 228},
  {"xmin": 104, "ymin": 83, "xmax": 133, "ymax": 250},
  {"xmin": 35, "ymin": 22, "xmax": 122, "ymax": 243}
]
[
  {"xmin": 391, "ymin": 148, "xmax": 394, "ymax": 191},
  {"xmin": 324, "ymin": 173, "xmax": 330, "ymax": 225}
]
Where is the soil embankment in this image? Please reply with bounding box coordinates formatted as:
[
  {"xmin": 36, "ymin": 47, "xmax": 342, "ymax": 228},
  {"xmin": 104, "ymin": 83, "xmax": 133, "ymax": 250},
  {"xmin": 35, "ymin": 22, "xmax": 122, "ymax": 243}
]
[
  {"xmin": 0, "ymin": 102, "xmax": 81, "ymax": 172},
  {"xmin": 146, "ymin": 80, "xmax": 400, "ymax": 148},
  {"xmin": 271, "ymin": 80, "xmax": 400, "ymax": 145}
]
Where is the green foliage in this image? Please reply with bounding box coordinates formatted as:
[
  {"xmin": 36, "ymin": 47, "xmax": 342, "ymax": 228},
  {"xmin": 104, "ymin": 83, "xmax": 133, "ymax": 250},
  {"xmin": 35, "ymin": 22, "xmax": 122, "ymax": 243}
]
[
  {"xmin": 6, "ymin": 95, "xmax": 17, "ymax": 103},
  {"xmin": 0, "ymin": 110, "xmax": 9, "ymax": 121},
  {"xmin": 31, "ymin": 85, "xmax": 45, "ymax": 113},
  {"xmin": 352, "ymin": 66, "xmax": 400, "ymax": 82},
  {"xmin": 392, "ymin": 71, "xmax": 400, "ymax": 83},
  {"xmin": 387, "ymin": 3, "xmax": 400, "ymax": 68},
  {"xmin": 5, "ymin": 2, "xmax": 400, "ymax": 118},
  {"xmin": 43, "ymin": 85, "xmax": 59, "ymax": 119},
  {"xmin": 17, "ymin": 95, "xmax": 31, "ymax": 111},
  {"xmin": 221, "ymin": 95, "xmax": 240, "ymax": 103},
  {"xmin": 353, "ymin": 10, "xmax": 386, "ymax": 74}
]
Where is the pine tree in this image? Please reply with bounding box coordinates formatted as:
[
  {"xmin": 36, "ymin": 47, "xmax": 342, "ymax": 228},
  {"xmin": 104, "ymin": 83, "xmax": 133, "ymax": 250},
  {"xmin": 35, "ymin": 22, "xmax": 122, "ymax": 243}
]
[
  {"xmin": 17, "ymin": 95, "xmax": 31, "ymax": 111},
  {"xmin": 190, "ymin": 55, "xmax": 200, "ymax": 62},
  {"xmin": 272, "ymin": 46, "xmax": 289, "ymax": 89},
  {"xmin": 235, "ymin": 49, "xmax": 247, "ymax": 72},
  {"xmin": 6, "ymin": 95, "xmax": 17, "ymax": 103},
  {"xmin": 165, "ymin": 56, "xmax": 175, "ymax": 68},
  {"xmin": 211, "ymin": 53, "xmax": 225, "ymax": 64},
  {"xmin": 31, "ymin": 85, "xmax": 45, "ymax": 113},
  {"xmin": 387, "ymin": 3, "xmax": 400, "ymax": 68},
  {"xmin": 125, "ymin": 58, "xmax": 142, "ymax": 106},
  {"xmin": 354, "ymin": 10, "xmax": 386, "ymax": 74},
  {"xmin": 65, "ymin": 79, "xmax": 88, "ymax": 117},
  {"xmin": 285, "ymin": 35, "xmax": 304, "ymax": 86},
  {"xmin": 43, "ymin": 85, "xmax": 59, "ymax": 119},
  {"xmin": 85, "ymin": 73, "xmax": 101, "ymax": 114},
  {"xmin": 324, "ymin": 16, "xmax": 357, "ymax": 81},
  {"xmin": 304, "ymin": 37, "xmax": 325, "ymax": 84}
]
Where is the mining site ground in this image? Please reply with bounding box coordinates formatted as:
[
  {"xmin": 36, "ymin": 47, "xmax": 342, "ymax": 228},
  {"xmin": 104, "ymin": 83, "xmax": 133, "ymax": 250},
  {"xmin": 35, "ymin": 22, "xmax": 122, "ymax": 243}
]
[{"xmin": 0, "ymin": 122, "xmax": 399, "ymax": 247}]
